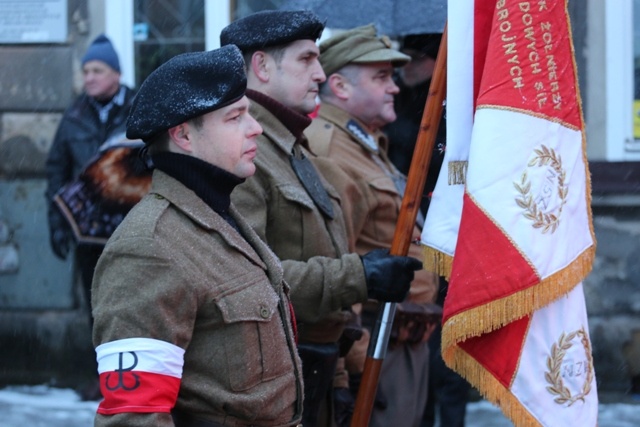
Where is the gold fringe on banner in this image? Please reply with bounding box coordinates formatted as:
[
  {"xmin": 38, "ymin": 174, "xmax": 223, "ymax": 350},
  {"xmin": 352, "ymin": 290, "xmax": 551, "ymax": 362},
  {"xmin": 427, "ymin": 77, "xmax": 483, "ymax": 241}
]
[
  {"xmin": 441, "ymin": 245, "xmax": 595, "ymax": 351},
  {"xmin": 442, "ymin": 345, "xmax": 543, "ymax": 427},
  {"xmin": 436, "ymin": 4, "xmax": 596, "ymax": 424},
  {"xmin": 448, "ymin": 161, "xmax": 468, "ymax": 185},
  {"xmin": 422, "ymin": 245, "xmax": 453, "ymax": 280}
]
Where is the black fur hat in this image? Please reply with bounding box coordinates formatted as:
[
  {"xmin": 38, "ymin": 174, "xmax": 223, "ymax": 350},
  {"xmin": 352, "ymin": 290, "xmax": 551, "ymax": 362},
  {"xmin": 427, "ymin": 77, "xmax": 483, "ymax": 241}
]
[
  {"xmin": 220, "ymin": 10, "xmax": 325, "ymax": 53},
  {"xmin": 126, "ymin": 45, "xmax": 246, "ymax": 142}
]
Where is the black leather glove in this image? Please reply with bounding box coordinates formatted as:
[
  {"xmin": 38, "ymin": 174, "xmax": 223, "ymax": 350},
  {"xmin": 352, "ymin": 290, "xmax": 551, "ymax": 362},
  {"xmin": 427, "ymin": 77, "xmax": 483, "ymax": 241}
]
[
  {"xmin": 361, "ymin": 248, "xmax": 422, "ymax": 302},
  {"xmin": 48, "ymin": 205, "xmax": 73, "ymax": 260}
]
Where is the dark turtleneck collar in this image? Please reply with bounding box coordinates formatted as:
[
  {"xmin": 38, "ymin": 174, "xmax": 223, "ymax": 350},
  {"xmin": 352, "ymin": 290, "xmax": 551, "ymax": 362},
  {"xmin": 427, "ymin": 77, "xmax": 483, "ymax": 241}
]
[
  {"xmin": 246, "ymin": 89, "xmax": 312, "ymax": 143},
  {"xmin": 151, "ymin": 152, "xmax": 243, "ymax": 228}
]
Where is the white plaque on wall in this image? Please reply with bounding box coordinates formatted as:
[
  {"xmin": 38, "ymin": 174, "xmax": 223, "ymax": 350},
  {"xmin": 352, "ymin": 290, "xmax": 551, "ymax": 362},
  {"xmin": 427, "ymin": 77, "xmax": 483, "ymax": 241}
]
[{"xmin": 0, "ymin": 0, "xmax": 67, "ymax": 43}]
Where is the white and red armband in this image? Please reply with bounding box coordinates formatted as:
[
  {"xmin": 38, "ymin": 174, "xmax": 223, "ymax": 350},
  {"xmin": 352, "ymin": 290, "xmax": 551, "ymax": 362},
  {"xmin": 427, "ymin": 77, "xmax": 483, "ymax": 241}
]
[{"xmin": 96, "ymin": 337, "xmax": 184, "ymax": 415}]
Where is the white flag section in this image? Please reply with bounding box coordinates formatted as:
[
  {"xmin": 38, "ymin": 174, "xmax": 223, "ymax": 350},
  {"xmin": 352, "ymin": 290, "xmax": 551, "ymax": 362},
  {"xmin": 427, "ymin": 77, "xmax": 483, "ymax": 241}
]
[
  {"xmin": 468, "ymin": 108, "xmax": 593, "ymax": 282},
  {"xmin": 420, "ymin": 0, "xmax": 473, "ymax": 278},
  {"xmin": 512, "ymin": 284, "xmax": 597, "ymax": 426},
  {"xmin": 420, "ymin": 1, "xmax": 599, "ymax": 426}
]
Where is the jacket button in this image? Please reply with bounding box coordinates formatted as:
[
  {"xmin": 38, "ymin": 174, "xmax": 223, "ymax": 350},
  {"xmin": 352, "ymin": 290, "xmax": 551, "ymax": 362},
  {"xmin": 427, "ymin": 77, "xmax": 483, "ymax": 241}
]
[{"xmin": 259, "ymin": 306, "xmax": 270, "ymax": 318}]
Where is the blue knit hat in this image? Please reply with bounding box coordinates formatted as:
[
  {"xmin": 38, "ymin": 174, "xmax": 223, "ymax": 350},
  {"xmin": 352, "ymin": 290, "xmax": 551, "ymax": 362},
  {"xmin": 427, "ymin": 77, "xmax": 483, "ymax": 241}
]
[{"xmin": 82, "ymin": 34, "xmax": 120, "ymax": 72}]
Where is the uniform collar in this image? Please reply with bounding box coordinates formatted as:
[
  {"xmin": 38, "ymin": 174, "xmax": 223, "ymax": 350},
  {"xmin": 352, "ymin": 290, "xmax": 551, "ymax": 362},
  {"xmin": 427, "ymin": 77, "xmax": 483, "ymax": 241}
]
[
  {"xmin": 149, "ymin": 170, "xmax": 278, "ymax": 274},
  {"xmin": 247, "ymin": 97, "xmax": 319, "ymax": 160},
  {"xmin": 151, "ymin": 152, "xmax": 243, "ymax": 230},
  {"xmin": 316, "ymin": 103, "xmax": 389, "ymax": 154},
  {"xmin": 246, "ymin": 89, "xmax": 311, "ymax": 144}
]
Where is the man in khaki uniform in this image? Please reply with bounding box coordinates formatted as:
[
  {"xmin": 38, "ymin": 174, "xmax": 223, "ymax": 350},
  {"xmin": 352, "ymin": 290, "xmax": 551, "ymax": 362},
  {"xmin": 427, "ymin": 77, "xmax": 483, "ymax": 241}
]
[
  {"xmin": 306, "ymin": 25, "xmax": 440, "ymax": 427},
  {"xmin": 92, "ymin": 46, "xmax": 304, "ymax": 427},
  {"xmin": 220, "ymin": 10, "xmax": 423, "ymax": 427}
]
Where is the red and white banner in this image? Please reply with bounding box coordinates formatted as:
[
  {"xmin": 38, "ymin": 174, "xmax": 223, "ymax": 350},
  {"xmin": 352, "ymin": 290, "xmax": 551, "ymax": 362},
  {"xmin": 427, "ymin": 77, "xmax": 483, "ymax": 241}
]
[
  {"xmin": 420, "ymin": 0, "xmax": 472, "ymax": 278},
  {"xmin": 96, "ymin": 337, "xmax": 184, "ymax": 414},
  {"xmin": 422, "ymin": 1, "xmax": 599, "ymax": 425}
]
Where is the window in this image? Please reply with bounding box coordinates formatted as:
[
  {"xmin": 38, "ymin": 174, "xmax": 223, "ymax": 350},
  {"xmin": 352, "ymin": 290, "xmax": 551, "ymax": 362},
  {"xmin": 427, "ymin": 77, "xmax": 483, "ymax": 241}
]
[
  {"xmin": 106, "ymin": 0, "xmax": 228, "ymax": 89},
  {"xmin": 133, "ymin": 1, "xmax": 205, "ymax": 88},
  {"xmin": 633, "ymin": 0, "xmax": 640, "ymax": 141},
  {"xmin": 603, "ymin": 0, "xmax": 639, "ymax": 160},
  {"xmin": 233, "ymin": 0, "xmax": 283, "ymax": 19}
]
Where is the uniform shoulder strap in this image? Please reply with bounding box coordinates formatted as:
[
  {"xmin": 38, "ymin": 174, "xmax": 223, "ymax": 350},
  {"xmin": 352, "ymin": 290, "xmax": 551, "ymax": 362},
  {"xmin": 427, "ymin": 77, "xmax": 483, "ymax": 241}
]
[{"xmin": 305, "ymin": 117, "xmax": 335, "ymax": 157}]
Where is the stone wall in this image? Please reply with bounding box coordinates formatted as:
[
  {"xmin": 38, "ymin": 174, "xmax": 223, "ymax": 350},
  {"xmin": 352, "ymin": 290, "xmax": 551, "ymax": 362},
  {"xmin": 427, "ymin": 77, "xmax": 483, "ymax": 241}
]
[
  {"xmin": 587, "ymin": 208, "xmax": 640, "ymax": 394},
  {"xmin": 0, "ymin": 0, "xmax": 94, "ymax": 389}
]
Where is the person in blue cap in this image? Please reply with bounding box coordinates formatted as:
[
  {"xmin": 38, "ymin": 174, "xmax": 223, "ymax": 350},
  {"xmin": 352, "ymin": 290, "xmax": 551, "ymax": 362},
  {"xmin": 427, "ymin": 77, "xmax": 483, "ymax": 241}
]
[
  {"xmin": 44, "ymin": 33, "xmax": 136, "ymax": 400},
  {"xmin": 45, "ymin": 34, "xmax": 135, "ymax": 281}
]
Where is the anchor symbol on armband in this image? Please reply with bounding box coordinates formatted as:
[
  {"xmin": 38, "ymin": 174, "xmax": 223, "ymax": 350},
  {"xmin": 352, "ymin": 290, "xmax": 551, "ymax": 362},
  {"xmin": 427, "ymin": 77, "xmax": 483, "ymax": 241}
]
[{"xmin": 105, "ymin": 351, "xmax": 141, "ymax": 391}]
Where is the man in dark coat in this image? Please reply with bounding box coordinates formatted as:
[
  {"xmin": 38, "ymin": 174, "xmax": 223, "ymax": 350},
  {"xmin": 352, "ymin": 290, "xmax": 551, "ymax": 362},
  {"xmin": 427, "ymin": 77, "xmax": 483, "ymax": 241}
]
[{"xmin": 44, "ymin": 33, "xmax": 136, "ymax": 400}]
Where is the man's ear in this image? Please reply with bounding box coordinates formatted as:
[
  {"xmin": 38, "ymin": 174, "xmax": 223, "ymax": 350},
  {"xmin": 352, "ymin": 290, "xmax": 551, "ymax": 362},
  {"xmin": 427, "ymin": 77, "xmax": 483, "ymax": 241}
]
[
  {"xmin": 250, "ymin": 51, "xmax": 271, "ymax": 83},
  {"xmin": 168, "ymin": 123, "xmax": 192, "ymax": 152},
  {"xmin": 328, "ymin": 73, "xmax": 351, "ymax": 100}
]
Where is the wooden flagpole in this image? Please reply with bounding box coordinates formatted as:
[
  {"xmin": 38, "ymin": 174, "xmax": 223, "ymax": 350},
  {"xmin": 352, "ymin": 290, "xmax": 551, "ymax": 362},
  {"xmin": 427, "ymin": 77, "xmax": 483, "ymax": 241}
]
[{"xmin": 350, "ymin": 23, "xmax": 448, "ymax": 427}]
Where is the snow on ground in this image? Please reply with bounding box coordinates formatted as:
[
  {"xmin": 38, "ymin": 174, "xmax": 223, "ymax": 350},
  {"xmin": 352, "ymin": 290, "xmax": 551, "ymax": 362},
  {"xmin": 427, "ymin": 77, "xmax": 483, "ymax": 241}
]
[
  {"xmin": 0, "ymin": 385, "xmax": 97, "ymax": 427},
  {"xmin": 0, "ymin": 385, "xmax": 638, "ymax": 427}
]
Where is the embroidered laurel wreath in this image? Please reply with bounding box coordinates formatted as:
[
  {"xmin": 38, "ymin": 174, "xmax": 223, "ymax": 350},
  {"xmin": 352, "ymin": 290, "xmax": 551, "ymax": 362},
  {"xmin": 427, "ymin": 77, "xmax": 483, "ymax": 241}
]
[
  {"xmin": 514, "ymin": 145, "xmax": 568, "ymax": 234},
  {"xmin": 544, "ymin": 328, "xmax": 594, "ymax": 406}
]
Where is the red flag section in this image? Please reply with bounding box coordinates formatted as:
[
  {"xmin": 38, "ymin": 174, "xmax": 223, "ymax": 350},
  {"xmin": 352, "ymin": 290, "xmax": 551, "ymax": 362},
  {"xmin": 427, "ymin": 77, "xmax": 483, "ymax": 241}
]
[
  {"xmin": 444, "ymin": 193, "xmax": 538, "ymax": 331},
  {"xmin": 436, "ymin": 1, "xmax": 598, "ymax": 425},
  {"xmin": 458, "ymin": 316, "xmax": 531, "ymax": 390},
  {"xmin": 477, "ymin": 1, "xmax": 581, "ymax": 127}
]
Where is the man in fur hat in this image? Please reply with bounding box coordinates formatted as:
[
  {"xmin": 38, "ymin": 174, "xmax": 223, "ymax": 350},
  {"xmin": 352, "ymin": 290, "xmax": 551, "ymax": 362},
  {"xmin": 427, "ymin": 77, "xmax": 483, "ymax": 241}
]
[
  {"xmin": 91, "ymin": 45, "xmax": 305, "ymax": 427},
  {"xmin": 221, "ymin": 10, "xmax": 422, "ymax": 427}
]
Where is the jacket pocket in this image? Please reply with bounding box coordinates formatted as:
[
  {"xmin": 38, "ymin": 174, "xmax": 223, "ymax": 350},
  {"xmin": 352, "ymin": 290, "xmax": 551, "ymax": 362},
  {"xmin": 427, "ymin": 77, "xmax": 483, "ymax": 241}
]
[
  {"xmin": 267, "ymin": 184, "xmax": 314, "ymax": 259},
  {"xmin": 277, "ymin": 183, "xmax": 316, "ymax": 210},
  {"xmin": 216, "ymin": 275, "xmax": 292, "ymax": 391},
  {"xmin": 368, "ymin": 175, "xmax": 401, "ymax": 196}
]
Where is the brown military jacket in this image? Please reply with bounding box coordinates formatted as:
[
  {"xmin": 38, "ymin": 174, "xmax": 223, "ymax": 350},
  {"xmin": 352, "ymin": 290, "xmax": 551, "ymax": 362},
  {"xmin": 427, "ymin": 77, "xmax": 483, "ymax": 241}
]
[
  {"xmin": 92, "ymin": 170, "xmax": 303, "ymax": 427},
  {"xmin": 307, "ymin": 103, "xmax": 439, "ymax": 376},
  {"xmin": 306, "ymin": 103, "xmax": 437, "ymax": 305},
  {"xmin": 231, "ymin": 99, "xmax": 369, "ymax": 344}
]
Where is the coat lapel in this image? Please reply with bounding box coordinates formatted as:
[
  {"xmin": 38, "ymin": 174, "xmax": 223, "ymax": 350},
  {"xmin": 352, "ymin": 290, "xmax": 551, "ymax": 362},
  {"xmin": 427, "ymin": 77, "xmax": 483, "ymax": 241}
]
[{"xmin": 150, "ymin": 171, "xmax": 269, "ymax": 272}]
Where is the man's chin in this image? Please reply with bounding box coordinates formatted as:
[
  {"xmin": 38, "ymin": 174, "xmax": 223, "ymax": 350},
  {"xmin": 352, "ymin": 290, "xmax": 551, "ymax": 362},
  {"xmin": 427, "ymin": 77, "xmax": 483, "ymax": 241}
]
[
  {"xmin": 237, "ymin": 164, "xmax": 256, "ymax": 179},
  {"xmin": 384, "ymin": 110, "xmax": 397, "ymax": 124},
  {"xmin": 297, "ymin": 104, "xmax": 316, "ymax": 116},
  {"xmin": 87, "ymin": 90, "xmax": 108, "ymax": 100}
]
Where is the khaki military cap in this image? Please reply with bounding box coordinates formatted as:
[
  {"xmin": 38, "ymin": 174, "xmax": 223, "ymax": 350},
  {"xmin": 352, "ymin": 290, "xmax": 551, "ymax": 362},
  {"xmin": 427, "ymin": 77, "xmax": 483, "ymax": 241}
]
[{"xmin": 319, "ymin": 24, "xmax": 410, "ymax": 76}]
